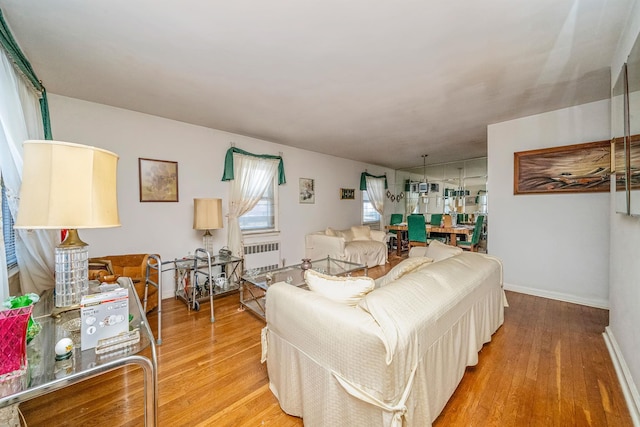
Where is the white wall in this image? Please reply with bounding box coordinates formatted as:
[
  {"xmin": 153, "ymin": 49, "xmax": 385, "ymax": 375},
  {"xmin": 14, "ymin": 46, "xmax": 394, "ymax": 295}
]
[
  {"xmin": 487, "ymin": 100, "xmax": 611, "ymax": 308},
  {"xmin": 607, "ymin": 0, "xmax": 640, "ymax": 423},
  {"xmin": 48, "ymin": 94, "xmax": 394, "ymax": 298}
]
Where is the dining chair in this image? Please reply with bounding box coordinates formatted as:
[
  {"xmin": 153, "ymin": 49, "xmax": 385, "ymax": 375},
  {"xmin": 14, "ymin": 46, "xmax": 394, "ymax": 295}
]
[
  {"xmin": 427, "ymin": 213, "xmax": 446, "ymax": 243},
  {"xmin": 407, "ymin": 214, "xmax": 427, "ymax": 249},
  {"xmin": 457, "ymin": 215, "xmax": 485, "ymax": 252},
  {"xmin": 386, "ymin": 214, "xmax": 405, "ymax": 252}
]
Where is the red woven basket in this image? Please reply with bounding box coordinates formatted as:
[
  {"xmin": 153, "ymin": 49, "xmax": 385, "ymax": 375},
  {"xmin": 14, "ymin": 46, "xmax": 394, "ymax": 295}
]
[{"xmin": 0, "ymin": 306, "xmax": 33, "ymax": 376}]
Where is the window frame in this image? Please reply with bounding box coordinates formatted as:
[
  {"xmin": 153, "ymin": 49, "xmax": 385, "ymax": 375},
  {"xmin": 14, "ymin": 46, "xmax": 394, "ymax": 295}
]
[
  {"xmin": 1, "ymin": 177, "xmax": 18, "ymax": 272},
  {"xmin": 361, "ymin": 190, "xmax": 381, "ymax": 226},
  {"xmin": 239, "ymin": 175, "xmax": 279, "ymax": 234}
]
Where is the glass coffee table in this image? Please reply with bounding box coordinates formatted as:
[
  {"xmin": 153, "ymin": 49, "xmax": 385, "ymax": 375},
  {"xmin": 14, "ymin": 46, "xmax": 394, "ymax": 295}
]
[{"xmin": 240, "ymin": 257, "xmax": 367, "ymax": 319}]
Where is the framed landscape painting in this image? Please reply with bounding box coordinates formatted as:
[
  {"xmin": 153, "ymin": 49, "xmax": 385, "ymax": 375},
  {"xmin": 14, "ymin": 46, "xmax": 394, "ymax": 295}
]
[
  {"xmin": 514, "ymin": 140, "xmax": 611, "ymax": 195},
  {"xmin": 139, "ymin": 158, "xmax": 179, "ymax": 202}
]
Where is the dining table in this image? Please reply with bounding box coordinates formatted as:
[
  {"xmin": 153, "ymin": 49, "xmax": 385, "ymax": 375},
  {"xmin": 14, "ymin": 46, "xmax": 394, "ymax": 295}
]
[{"xmin": 385, "ymin": 223, "xmax": 474, "ymax": 256}]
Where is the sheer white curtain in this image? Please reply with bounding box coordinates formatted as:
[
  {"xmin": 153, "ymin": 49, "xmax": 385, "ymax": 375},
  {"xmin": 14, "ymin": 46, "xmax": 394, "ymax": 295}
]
[
  {"xmin": 407, "ymin": 198, "xmax": 418, "ymax": 216},
  {"xmin": 0, "ymin": 49, "xmax": 55, "ymax": 298},
  {"xmin": 365, "ymin": 176, "xmax": 385, "ymax": 228},
  {"xmin": 227, "ymin": 153, "xmax": 279, "ymax": 258}
]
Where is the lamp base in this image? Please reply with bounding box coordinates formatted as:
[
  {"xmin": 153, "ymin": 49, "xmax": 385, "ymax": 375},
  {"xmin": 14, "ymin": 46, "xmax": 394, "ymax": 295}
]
[
  {"xmin": 202, "ymin": 231, "xmax": 214, "ymax": 255},
  {"xmin": 54, "ymin": 244, "xmax": 89, "ymax": 308}
]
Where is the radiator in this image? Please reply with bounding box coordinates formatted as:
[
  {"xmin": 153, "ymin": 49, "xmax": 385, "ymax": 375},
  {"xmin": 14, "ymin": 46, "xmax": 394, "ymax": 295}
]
[{"xmin": 243, "ymin": 241, "xmax": 280, "ymax": 272}]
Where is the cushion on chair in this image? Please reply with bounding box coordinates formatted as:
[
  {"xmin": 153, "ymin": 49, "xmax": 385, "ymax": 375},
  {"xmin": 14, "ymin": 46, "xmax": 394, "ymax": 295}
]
[
  {"xmin": 325, "ymin": 227, "xmax": 337, "ymax": 236},
  {"xmin": 351, "ymin": 226, "xmax": 372, "ymax": 241},
  {"xmin": 425, "ymin": 240, "xmax": 463, "ymax": 262},
  {"xmin": 304, "ymin": 269, "xmax": 375, "ymax": 306},
  {"xmin": 374, "ymin": 256, "xmax": 433, "ymax": 288}
]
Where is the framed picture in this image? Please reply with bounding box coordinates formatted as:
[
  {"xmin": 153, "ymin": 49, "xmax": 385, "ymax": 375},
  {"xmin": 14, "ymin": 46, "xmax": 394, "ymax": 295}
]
[
  {"xmin": 139, "ymin": 158, "xmax": 179, "ymax": 202},
  {"xmin": 340, "ymin": 188, "xmax": 355, "ymax": 200},
  {"xmin": 513, "ymin": 140, "xmax": 611, "ymax": 194},
  {"xmin": 299, "ymin": 178, "xmax": 315, "ymax": 203}
]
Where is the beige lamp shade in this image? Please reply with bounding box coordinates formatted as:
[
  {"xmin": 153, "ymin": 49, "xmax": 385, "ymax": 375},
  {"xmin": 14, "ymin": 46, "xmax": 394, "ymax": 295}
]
[
  {"xmin": 14, "ymin": 140, "xmax": 121, "ymax": 229},
  {"xmin": 193, "ymin": 198, "xmax": 223, "ymax": 230}
]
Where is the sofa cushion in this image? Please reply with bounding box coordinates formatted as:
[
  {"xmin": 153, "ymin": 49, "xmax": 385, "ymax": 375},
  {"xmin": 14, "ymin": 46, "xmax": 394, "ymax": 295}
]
[
  {"xmin": 351, "ymin": 225, "xmax": 372, "ymax": 241},
  {"xmin": 325, "ymin": 227, "xmax": 337, "ymax": 236},
  {"xmin": 425, "ymin": 240, "xmax": 463, "ymax": 262},
  {"xmin": 408, "ymin": 246, "xmax": 429, "ymax": 258},
  {"xmin": 374, "ymin": 256, "xmax": 433, "ymax": 288},
  {"xmin": 304, "ymin": 269, "xmax": 375, "ymax": 306},
  {"xmin": 336, "ymin": 229, "xmax": 354, "ymax": 242}
]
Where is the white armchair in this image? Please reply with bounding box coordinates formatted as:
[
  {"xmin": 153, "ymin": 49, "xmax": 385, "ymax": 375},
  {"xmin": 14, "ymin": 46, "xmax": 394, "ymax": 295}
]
[{"xmin": 305, "ymin": 225, "xmax": 388, "ymax": 267}]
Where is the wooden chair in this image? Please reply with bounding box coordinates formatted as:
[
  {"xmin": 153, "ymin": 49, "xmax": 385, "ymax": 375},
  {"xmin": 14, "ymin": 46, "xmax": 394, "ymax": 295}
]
[
  {"xmin": 457, "ymin": 215, "xmax": 485, "ymax": 252},
  {"xmin": 408, "ymin": 214, "xmax": 427, "ymax": 249}
]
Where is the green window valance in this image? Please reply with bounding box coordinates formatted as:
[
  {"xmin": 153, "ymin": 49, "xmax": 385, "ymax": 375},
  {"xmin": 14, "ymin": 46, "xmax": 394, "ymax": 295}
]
[
  {"xmin": 359, "ymin": 172, "xmax": 388, "ymax": 190},
  {"xmin": 0, "ymin": 10, "xmax": 52, "ymax": 140},
  {"xmin": 221, "ymin": 147, "xmax": 286, "ymax": 185}
]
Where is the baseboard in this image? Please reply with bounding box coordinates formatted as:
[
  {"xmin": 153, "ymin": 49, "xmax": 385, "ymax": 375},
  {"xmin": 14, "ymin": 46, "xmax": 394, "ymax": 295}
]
[
  {"xmin": 503, "ymin": 283, "xmax": 608, "ymax": 309},
  {"xmin": 603, "ymin": 327, "xmax": 640, "ymax": 426}
]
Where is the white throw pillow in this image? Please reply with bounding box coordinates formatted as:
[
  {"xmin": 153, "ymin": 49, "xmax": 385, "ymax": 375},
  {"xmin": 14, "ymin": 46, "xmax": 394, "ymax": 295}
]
[
  {"xmin": 305, "ymin": 269, "xmax": 375, "ymax": 306},
  {"xmin": 425, "ymin": 240, "xmax": 463, "ymax": 262},
  {"xmin": 408, "ymin": 246, "xmax": 429, "ymax": 258},
  {"xmin": 351, "ymin": 225, "xmax": 372, "ymax": 241},
  {"xmin": 336, "ymin": 229, "xmax": 354, "ymax": 242},
  {"xmin": 325, "ymin": 227, "xmax": 337, "ymax": 236},
  {"xmin": 374, "ymin": 256, "xmax": 433, "ymax": 288}
]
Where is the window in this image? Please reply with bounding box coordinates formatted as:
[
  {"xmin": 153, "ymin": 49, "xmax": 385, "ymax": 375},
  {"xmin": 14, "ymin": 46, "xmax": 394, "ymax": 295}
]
[
  {"xmin": 239, "ymin": 177, "xmax": 278, "ymax": 232},
  {"xmin": 1, "ymin": 177, "xmax": 17, "ymax": 270},
  {"xmin": 362, "ymin": 190, "xmax": 381, "ymax": 225}
]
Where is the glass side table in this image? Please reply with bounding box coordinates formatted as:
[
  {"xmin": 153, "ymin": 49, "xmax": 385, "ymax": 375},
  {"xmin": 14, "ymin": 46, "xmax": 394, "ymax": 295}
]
[
  {"xmin": 240, "ymin": 257, "xmax": 367, "ymax": 319},
  {"xmin": 0, "ymin": 277, "xmax": 158, "ymax": 426}
]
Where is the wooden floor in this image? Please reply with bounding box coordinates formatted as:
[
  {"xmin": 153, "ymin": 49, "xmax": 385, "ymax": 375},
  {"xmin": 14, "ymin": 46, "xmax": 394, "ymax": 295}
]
[{"xmin": 19, "ymin": 257, "xmax": 633, "ymax": 426}]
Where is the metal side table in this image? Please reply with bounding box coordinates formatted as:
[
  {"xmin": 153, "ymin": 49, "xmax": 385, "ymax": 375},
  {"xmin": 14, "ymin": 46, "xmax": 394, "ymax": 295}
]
[{"xmin": 0, "ymin": 277, "xmax": 158, "ymax": 426}]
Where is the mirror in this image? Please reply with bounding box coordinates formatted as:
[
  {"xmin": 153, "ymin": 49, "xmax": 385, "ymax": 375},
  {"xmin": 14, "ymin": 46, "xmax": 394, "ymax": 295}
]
[
  {"xmin": 627, "ymin": 32, "xmax": 640, "ymax": 215},
  {"xmin": 394, "ymin": 157, "xmax": 487, "ymax": 220},
  {"xmin": 612, "ymin": 63, "xmax": 628, "ymax": 214}
]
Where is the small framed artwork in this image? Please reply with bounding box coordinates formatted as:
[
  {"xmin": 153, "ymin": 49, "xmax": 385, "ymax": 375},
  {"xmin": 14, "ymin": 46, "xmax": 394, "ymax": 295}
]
[
  {"xmin": 299, "ymin": 178, "xmax": 315, "ymax": 203},
  {"xmin": 139, "ymin": 158, "xmax": 179, "ymax": 202},
  {"xmin": 340, "ymin": 188, "xmax": 355, "ymax": 200}
]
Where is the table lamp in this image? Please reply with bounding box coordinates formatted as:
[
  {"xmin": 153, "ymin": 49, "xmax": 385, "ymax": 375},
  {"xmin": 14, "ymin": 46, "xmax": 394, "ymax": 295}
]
[
  {"xmin": 14, "ymin": 140, "xmax": 120, "ymax": 309},
  {"xmin": 193, "ymin": 198, "xmax": 223, "ymax": 255}
]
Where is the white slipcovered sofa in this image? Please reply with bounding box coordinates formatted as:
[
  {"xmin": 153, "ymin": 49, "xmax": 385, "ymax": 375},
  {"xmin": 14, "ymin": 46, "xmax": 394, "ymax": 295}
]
[
  {"xmin": 305, "ymin": 225, "xmax": 387, "ymax": 267},
  {"xmin": 262, "ymin": 241, "xmax": 506, "ymax": 427}
]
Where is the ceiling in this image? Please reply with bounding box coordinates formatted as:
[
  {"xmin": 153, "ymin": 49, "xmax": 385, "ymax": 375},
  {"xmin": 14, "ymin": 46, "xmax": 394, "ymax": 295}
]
[{"xmin": 0, "ymin": 0, "xmax": 634, "ymax": 169}]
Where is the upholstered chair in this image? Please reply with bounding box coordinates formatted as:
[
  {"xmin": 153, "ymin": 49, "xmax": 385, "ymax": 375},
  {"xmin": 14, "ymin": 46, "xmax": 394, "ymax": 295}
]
[
  {"xmin": 386, "ymin": 214, "xmax": 405, "ymax": 252},
  {"xmin": 457, "ymin": 215, "xmax": 485, "ymax": 252},
  {"xmin": 407, "ymin": 214, "xmax": 427, "ymax": 249}
]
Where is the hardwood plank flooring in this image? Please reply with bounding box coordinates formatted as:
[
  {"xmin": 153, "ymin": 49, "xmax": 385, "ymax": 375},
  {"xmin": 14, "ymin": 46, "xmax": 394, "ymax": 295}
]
[{"xmin": 19, "ymin": 258, "xmax": 633, "ymax": 426}]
